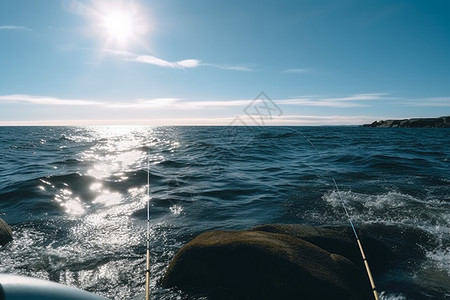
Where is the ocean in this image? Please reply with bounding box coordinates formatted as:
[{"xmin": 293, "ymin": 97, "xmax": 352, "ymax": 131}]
[{"xmin": 0, "ymin": 126, "xmax": 448, "ymax": 299}]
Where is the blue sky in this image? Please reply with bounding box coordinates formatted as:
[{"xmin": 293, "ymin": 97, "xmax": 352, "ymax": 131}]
[{"xmin": 0, "ymin": 0, "xmax": 449, "ymax": 125}]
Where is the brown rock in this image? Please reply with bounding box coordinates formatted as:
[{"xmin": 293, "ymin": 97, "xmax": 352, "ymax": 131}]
[
  {"xmin": 162, "ymin": 226, "xmax": 374, "ymax": 299},
  {"xmin": 0, "ymin": 218, "xmax": 13, "ymax": 246}
]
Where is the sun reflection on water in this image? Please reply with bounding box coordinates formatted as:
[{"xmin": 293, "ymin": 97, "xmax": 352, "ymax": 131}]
[
  {"xmin": 81, "ymin": 126, "xmax": 151, "ymax": 180},
  {"xmin": 85, "ymin": 150, "xmax": 145, "ymax": 179},
  {"xmin": 43, "ymin": 126, "xmax": 190, "ymax": 297},
  {"xmin": 93, "ymin": 191, "xmax": 123, "ymax": 207},
  {"xmin": 54, "ymin": 188, "xmax": 87, "ymax": 217},
  {"xmin": 51, "ymin": 126, "xmax": 155, "ymax": 218}
]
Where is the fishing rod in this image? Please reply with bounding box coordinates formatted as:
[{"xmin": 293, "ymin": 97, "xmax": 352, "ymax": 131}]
[
  {"xmin": 331, "ymin": 178, "xmax": 379, "ymax": 300},
  {"xmin": 145, "ymin": 156, "xmax": 151, "ymax": 300},
  {"xmin": 288, "ymin": 128, "xmax": 379, "ymax": 300}
]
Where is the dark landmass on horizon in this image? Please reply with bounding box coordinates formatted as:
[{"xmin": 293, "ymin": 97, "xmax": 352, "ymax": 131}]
[{"xmin": 363, "ymin": 116, "xmax": 449, "ymax": 128}]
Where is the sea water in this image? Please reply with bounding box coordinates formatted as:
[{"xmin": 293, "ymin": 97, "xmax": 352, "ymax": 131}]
[{"xmin": 0, "ymin": 126, "xmax": 448, "ymax": 299}]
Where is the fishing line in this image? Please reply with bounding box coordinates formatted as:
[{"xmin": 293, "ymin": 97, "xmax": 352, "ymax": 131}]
[
  {"xmin": 145, "ymin": 155, "xmax": 150, "ymax": 300},
  {"xmin": 287, "ymin": 127, "xmax": 379, "ymax": 300}
]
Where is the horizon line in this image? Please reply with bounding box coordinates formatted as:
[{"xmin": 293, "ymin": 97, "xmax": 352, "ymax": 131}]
[{"xmin": 0, "ymin": 116, "xmax": 416, "ymax": 127}]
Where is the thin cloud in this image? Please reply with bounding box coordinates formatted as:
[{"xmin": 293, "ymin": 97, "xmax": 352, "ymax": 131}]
[
  {"xmin": 106, "ymin": 98, "xmax": 182, "ymax": 108},
  {"xmin": 0, "ymin": 94, "xmax": 250, "ymax": 109},
  {"xmin": 0, "ymin": 25, "xmax": 31, "ymax": 31},
  {"xmin": 103, "ymin": 49, "xmax": 201, "ymax": 69},
  {"xmin": 260, "ymin": 114, "xmax": 378, "ymax": 125},
  {"xmin": 183, "ymin": 99, "xmax": 251, "ymax": 109},
  {"xmin": 0, "ymin": 94, "xmax": 101, "ymax": 106},
  {"xmin": 276, "ymin": 93, "xmax": 389, "ymax": 108},
  {"xmin": 104, "ymin": 49, "xmax": 251, "ymax": 71},
  {"xmin": 321, "ymin": 93, "xmax": 389, "ymax": 101},
  {"xmin": 106, "ymin": 98, "xmax": 251, "ymax": 110},
  {"xmin": 403, "ymin": 97, "xmax": 450, "ymax": 107},
  {"xmin": 284, "ymin": 68, "xmax": 311, "ymax": 74},
  {"xmin": 131, "ymin": 55, "xmax": 201, "ymax": 69},
  {"xmin": 219, "ymin": 66, "xmax": 253, "ymax": 72},
  {"xmin": 3, "ymin": 92, "xmax": 444, "ymax": 126},
  {"xmin": 203, "ymin": 63, "xmax": 253, "ymax": 72},
  {"xmin": 0, "ymin": 93, "xmax": 392, "ymax": 110}
]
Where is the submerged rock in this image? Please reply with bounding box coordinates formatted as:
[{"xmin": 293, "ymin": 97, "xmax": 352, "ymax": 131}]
[
  {"xmin": 0, "ymin": 218, "xmax": 13, "ymax": 246},
  {"xmin": 162, "ymin": 224, "xmax": 378, "ymax": 300}
]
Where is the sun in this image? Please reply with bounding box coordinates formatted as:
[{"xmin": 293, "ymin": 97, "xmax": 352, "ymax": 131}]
[
  {"xmin": 91, "ymin": 1, "xmax": 150, "ymax": 49},
  {"xmin": 101, "ymin": 11, "xmax": 134, "ymax": 45}
]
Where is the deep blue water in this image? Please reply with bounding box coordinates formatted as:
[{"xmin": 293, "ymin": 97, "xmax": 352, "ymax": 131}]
[{"xmin": 0, "ymin": 126, "xmax": 449, "ymax": 299}]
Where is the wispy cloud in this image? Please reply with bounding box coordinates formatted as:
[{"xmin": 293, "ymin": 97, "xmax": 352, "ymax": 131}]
[
  {"xmin": 106, "ymin": 98, "xmax": 252, "ymax": 109},
  {"xmin": 103, "ymin": 49, "xmax": 200, "ymax": 69},
  {"xmin": 203, "ymin": 63, "xmax": 253, "ymax": 72},
  {"xmin": 0, "ymin": 93, "xmax": 392, "ymax": 110},
  {"xmin": 131, "ymin": 55, "xmax": 201, "ymax": 69},
  {"xmin": 3, "ymin": 92, "xmax": 447, "ymax": 126},
  {"xmin": 0, "ymin": 94, "xmax": 101, "ymax": 106},
  {"xmin": 0, "ymin": 94, "xmax": 247, "ymax": 110},
  {"xmin": 261, "ymin": 114, "xmax": 379, "ymax": 125},
  {"xmin": 322, "ymin": 93, "xmax": 389, "ymax": 101},
  {"xmin": 184, "ymin": 99, "xmax": 251, "ymax": 109},
  {"xmin": 276, "ymin": 93, "xmax": 390, "ymax": 108},
  {"xmin": 106, "ymin": 98, "xmax": 181, "ymax": 108},
  {"xmin": 0, "ymin": 25, "xmax": 31, "ymax": 31},
  {"xmin": 283, "ymin": 68, "xmax": 311, "ymax": 74},
  {"xmin": 403, "ymin": 97, "xmax": 450, "ymax": 107},
  {"xmin": 0, "ymin": 94, "xmax": 269, "ymax": 112},
  {"xmin": 107, "ymin": 94, "xmax": 389, "ymax": 110},
  {"xmin": 104, "ymin": 49, "xmax": 252, "ymax": 71},
  {"xmin": 219, "ymin": 66, "xmax": 253, "ymax": 72}
]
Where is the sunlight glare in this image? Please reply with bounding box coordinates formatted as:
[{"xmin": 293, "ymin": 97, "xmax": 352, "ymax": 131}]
[
  {"xmin": 102, "ymin": 11, "xmax": 133, "ymax": 44},
  {"xmin": 92, "ymin": 1, "xmax": 150, "ymax": 49}
]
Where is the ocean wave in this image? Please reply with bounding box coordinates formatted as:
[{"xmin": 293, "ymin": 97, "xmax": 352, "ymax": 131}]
[
  {"xmin": 323, "ymin": 190, "xmax": 450, "ymax": 230},
  {"xmin": 1, "ymin": 126, "xmax": 449, "ymax": 299},
  {"xmin": 426, "ymin": 248, "xmax": 450, "ymax": 277},
  {"xmin": 379, "ymin": 292, "xmax": 407, "ymax": 300}
]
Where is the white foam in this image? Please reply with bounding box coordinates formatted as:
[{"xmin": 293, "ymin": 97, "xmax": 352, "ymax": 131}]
[
  {"xmin": 426, "ymin": 248, "xmax": 450, "ymax": 277},
  {"xmin": 323, "ymin": 190, "xmax": 450, "ymax": 229},
  {"xmin": 379, "ymin": 291, "xmax": 407, "ymax": 300}
]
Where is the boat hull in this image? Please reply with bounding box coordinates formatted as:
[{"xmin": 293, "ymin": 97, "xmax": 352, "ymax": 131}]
[{"xmin": 0, "ymin": 274, "xmax": 108, "ymax": 300}]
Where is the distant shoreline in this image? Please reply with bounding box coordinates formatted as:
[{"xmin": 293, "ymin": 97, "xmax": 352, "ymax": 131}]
[{"xmin": 362, "ymin": 116, "xmax": 449, "ymax": 128}]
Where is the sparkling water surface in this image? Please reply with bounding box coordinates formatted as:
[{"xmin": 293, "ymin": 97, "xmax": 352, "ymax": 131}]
[{"xmin": 0, "ymin": 126, "xmax": 449, "ymax": 299}]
